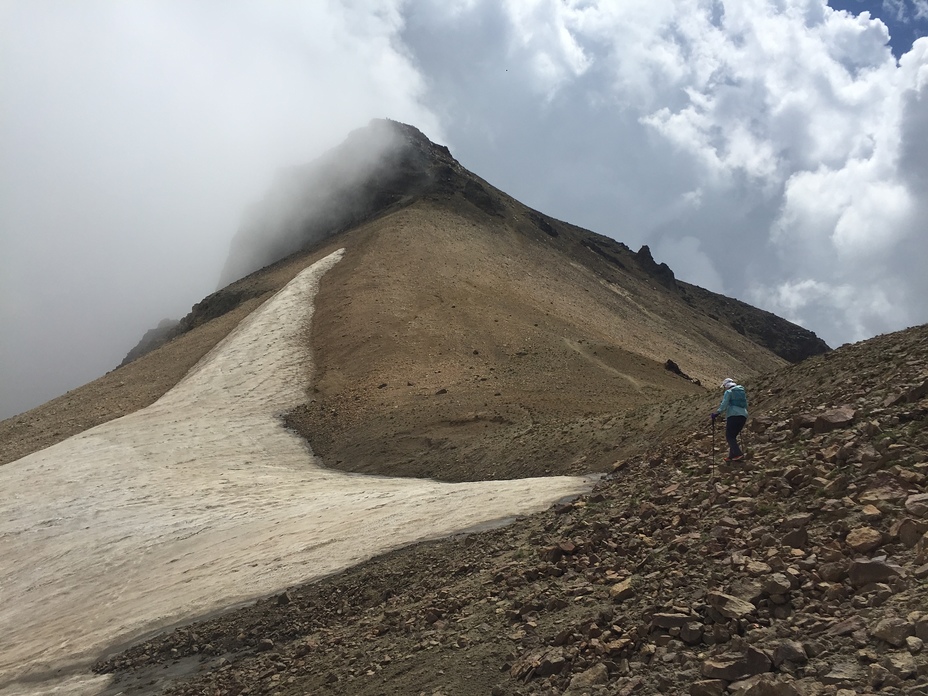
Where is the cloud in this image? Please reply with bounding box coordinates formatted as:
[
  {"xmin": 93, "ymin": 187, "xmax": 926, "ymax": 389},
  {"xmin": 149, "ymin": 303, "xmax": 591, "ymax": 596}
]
[{"xmin": 0, "ymin": 0, "xmax": 439, "ymax": 419}]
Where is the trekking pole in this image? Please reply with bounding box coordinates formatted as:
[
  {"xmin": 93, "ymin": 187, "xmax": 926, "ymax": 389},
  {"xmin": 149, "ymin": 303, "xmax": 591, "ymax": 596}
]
[
  {"xmin": 741, "ymin": 423, "xmax": 748, "ymax": 460},
  {"xmin": 710, "ymin": 416, "xmax": 716, "ymax": 481}
]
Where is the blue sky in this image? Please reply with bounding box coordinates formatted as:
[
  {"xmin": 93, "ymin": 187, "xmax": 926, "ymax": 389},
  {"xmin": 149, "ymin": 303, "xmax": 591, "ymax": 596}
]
[
  {"xmin": 2, "ymin": 0, "xmax": 928, "ymax": 420},
  {"xmin": 827, "ymin": 0, "xmax": 928, "ymax": 56}
]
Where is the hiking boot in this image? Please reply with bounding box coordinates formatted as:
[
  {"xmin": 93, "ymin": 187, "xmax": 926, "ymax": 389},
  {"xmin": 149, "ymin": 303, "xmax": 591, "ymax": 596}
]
[{"xmin": 723, "ymin": 455, "xmax": 744, "ymax": 462}]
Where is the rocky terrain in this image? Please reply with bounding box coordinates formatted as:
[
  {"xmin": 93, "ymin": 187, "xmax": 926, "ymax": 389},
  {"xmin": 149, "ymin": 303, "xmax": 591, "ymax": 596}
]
[{"xmin": 93, "ymin": 323, "xmax": 928, "ymax": 695}]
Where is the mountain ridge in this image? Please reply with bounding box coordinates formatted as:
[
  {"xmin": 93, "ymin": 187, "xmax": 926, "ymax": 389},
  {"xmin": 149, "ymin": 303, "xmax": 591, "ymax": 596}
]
[{"xmin": 124, "ymin": 119, "xmax": 827, "ymax": 370}]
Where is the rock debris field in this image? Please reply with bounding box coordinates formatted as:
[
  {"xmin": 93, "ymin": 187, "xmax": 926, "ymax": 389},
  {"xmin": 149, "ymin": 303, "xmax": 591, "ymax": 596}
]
[{"xmin": 0, "ymin": 249, "xmax": 592, "ymax": 695}]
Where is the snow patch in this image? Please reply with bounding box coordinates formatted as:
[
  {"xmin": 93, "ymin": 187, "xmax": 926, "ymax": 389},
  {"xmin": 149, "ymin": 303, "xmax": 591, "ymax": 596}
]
[{"xmin": 0, "ymin": 249, "xmax": 591, "ymax": 693}]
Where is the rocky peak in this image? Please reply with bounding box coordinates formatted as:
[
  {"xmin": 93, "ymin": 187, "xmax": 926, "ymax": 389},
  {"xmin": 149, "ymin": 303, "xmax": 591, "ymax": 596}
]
[{"xmin": 635, "ymin": 244, "xmax": 677, "ymax": 290}]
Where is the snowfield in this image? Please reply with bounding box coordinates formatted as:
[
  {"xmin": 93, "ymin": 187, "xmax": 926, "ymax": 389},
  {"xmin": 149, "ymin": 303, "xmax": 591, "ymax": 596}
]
[{"xmin": 0, "ymin": 249, "xmax": 592, "ymax": 694}]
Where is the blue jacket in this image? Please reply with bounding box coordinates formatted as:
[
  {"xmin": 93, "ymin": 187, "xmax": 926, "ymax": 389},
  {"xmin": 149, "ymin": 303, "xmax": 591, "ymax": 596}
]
[{"xmin": 718, "ymin": 384, "xmax": 748, "ymax": 419}]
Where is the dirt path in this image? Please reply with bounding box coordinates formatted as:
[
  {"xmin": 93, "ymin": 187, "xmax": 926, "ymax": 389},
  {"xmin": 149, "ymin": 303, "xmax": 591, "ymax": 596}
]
[{"xmin": 0, "ymin": 250, "xmax": 592, "ymax": 695}]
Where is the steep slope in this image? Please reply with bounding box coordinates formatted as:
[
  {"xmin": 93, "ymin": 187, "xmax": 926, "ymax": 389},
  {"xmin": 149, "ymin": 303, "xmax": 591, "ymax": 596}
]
[
  {"xmin": 283, "ymin": 197, "xmax": 787, "ymax": 481},
  {"xmin": 96, "ymin": 323, "xmax": 928, "ymax": 696}
]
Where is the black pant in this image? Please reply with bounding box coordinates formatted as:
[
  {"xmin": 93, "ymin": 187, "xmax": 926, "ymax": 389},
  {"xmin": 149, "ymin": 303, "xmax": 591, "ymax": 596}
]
[{"xmin": 726, "ymin": 416, "xmax": 746, "ymax": 458}]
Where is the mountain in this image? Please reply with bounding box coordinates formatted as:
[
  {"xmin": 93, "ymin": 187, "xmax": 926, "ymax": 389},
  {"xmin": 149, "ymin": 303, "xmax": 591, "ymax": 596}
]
[{"xmin": 7, "ymin": 119, "xmax": 825, "ymax": 477}]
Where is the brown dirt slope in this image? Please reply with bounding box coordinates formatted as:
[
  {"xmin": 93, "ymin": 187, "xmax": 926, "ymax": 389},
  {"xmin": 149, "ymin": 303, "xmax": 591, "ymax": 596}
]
[
  {"xmin": 284, "ymin": 193, "xmax": 787, "ymax": 481},
  {"xmin": 95, "ymin": 323, "xmax": 928, "ymax": 696}
]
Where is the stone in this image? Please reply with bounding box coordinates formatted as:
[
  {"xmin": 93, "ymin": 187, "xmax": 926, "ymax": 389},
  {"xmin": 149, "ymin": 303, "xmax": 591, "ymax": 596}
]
[
  {"xmin": 567, "ymin": 663, "xmax": 609, "ymax": 690},
  {"xmin": 882, "ymin": 651, "xmax": 917, "ymax": 678},
  {"xmin": 918, "ymin": 532, "xmax": 928, "ymax": 564},
  {"xmin": 690, "ymin": 680, "xmax": 726, "ymax": 696},
  {"xmin": 652, "ymin": 613, "xmax": 690, "ymax": 629},
  {"xmin": 819, "ymin": 561, "xmax": 849, "ymax": 582},
  {"xmin": 859, "ymin": 482, "xmax": 908, "ymax": 505},
  {"xmin": 782, "ymin": 513, "xmax": 813, "ymax": 529},
  {"xmin": 762, "ymin": 573, "xmax": 793, "ymax": 596},
  {"xmin": 510, "ymin": 647, "xmax": 567, "ymax": 681},
  {"xmin": 701, "ymin": 647, "xmax": 772, "ymax": 681},
  {"xmin": 869, "ymin": 663, "xmax": 890, "ymax": 688},
  {"xmin": 610, "ymin": 578, "xmax": 636, "ymax": 602},
  {"xmin": 746, "ymin": 560, "xmax": 773, "ymax": 576},
  {"xmin": 781, "ymin": 528, "xmax": 808, "ymax": 549},
  {"xmin": 906, "ymin": 493, "xmax": 928, "ymax": 518},
  {"xmin": 813, "ymin": 407, "xmax": 856, "ymax": 434},
  {"xmin": 845, "ymin": 526, "xmax": 883, "ymax": 553},
  {"xmin": 707, "ymin": 592, "xmax": 756, "ymax": 620},
  {"xmin": 740, "ymin": 676, "xmax": 802, "ymax": 696},
  {"xmin": 772, "ymin": 640, "xmax": 808, "ymax": 667},
  {"xmin": 826, "ymin": 615, "xmax": 865, "ymax": 636},
  {"xmin": 848, "ymin": 557, "xmax": 904, "ymax": 587},
  {"xmin": 916, "ymin": 615, "xmax": 928, "ymax": 641},
  {"xmin": 820, "ymin": 662, "xmax": 861, "ymax": 685},
  {"xmin": 896, "ymin": 518, "xmax": 928, "ymax": 548},
  {"xmin": 906, "ymin": 636, "xmax": 924, "ymax": 654},
  {"xmin": 861, "ymin": 504, "xmax": 882, "ymax": 521},
  {"xmin": 872, "ymin": 617, "xmax": 915, "ymax": 647},
  {"xmin": 680, "ymin": 621, "xmax": 704, "ymax": 645}
]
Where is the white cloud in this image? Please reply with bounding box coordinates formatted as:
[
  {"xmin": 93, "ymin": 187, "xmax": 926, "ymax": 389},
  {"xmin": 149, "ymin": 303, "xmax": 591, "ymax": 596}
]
[{"xmin": 653, "ymin": 235, "xmax": 725, "ymax": 292}]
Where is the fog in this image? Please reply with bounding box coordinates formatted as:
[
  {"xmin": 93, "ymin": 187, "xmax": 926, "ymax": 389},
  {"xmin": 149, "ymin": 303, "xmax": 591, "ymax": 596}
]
[{"xmin": 2, "ymin": 0, "xmax": 927, "ymax": 420}]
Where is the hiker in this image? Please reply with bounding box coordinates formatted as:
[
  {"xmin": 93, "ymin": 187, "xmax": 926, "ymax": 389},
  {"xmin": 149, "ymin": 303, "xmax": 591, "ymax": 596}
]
[{"xmin": 711, "ymin": 377, "xmax": 748, "ymax": 462}]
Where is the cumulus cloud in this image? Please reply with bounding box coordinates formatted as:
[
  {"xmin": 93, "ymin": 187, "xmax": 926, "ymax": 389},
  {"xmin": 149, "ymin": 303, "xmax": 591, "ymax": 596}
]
[{"xmin": 404, "ymin": 0, "xmax": 927, "ymax": 348}]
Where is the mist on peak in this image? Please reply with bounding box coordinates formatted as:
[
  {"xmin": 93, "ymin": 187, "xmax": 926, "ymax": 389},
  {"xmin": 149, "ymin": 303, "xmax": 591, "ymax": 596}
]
[{"xmin": 218, "ymin": 119, "xmax": 457, "ymax": 286}]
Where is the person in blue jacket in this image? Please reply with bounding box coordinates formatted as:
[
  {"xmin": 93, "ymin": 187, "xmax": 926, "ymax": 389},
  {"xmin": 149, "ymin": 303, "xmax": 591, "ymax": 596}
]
[{"xmin": 712, "ymin": 377, "xmax": 748, "ymax": 461}]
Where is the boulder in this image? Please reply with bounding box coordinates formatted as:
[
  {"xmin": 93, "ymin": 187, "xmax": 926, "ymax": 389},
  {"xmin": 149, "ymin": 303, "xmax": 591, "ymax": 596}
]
[
  {"xmin": 510, "ymin": 647, "xmax": 567, "ymax": 681},
  {"xmin": 707, "ymin": 592, "xmax": 756, "ymax": 620},
  {"xmin": 610, "ymin": 578, "xmax": 636, "ymax": 602},
  {"xmin": 566, "ymin": 663, "xmax": 609, "ymax": 691},
  {"xmin": 762, "ymin": 573, "xmax": 793, "ymax": 596},
  {"xmin": 813, "ymin": 407, "xmax": 856, "ymax": 434},
  {"xmin": 690, "ymin": 680, "xmax": 727, "ymax": 696},
  {"xmin": 905, "ymin": 493, "xmax": 928, "ymax": 518},
  {"xmin": 701, "ymin": 647, "xmax": 772, "ymax": 681},
  {"xmin": 772, "ymin": 640, "xmax": 808, "ymax": 667},
  {"xmin": 739, "ymin": 676, "xmax": 802, "ymax": 696},
  {"xmin": 872, "ymin": 617, "xmax": 915, "ymax": 647},
  {"xmin": 848, "ymin": 557, "xmax": 904, "ymax": 587},
  {"xmin": 820, "ymin": 662, "xmax": 861, "ymax": 685},
  {"xmin": 845, "ymin": 526, "xmax": 883, "ymax": 553}
]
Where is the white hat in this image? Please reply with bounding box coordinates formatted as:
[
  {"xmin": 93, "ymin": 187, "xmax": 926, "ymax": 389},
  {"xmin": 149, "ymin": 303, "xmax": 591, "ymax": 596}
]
[{"xmin": 721, "ymin": 378, "xmax": 736, "ymax": 390}]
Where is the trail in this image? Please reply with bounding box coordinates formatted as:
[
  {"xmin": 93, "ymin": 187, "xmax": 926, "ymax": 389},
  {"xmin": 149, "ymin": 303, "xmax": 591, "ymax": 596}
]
[{"xmin": 0, "ymin": 249, "xmax": 592, "ymax": 695}]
